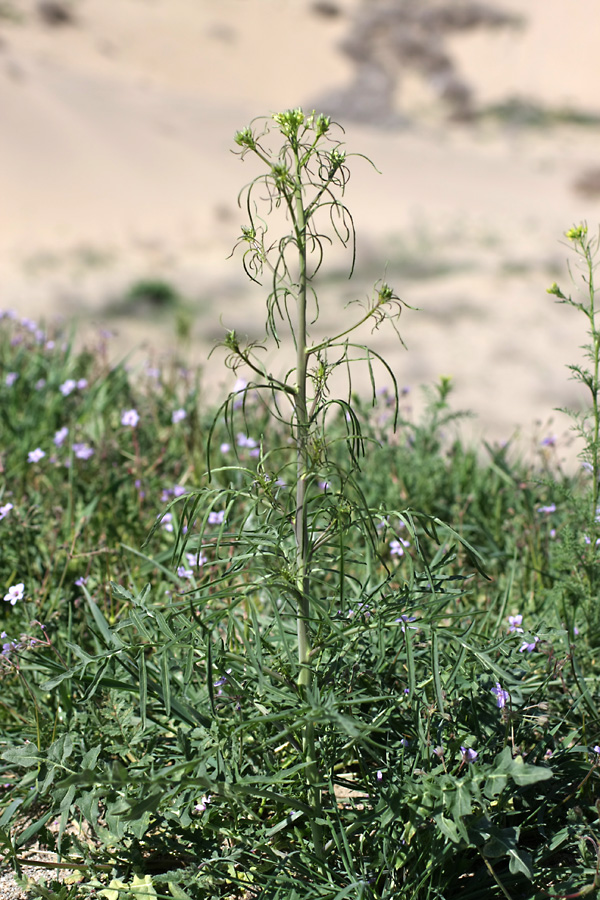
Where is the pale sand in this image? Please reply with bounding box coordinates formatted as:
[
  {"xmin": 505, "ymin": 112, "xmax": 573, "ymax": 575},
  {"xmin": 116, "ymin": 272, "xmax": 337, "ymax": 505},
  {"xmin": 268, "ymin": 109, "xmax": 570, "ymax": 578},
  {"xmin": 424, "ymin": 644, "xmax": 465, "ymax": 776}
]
[{"xmin": 2, "ymin": 0, "xmax": 600, "ymax": 459}]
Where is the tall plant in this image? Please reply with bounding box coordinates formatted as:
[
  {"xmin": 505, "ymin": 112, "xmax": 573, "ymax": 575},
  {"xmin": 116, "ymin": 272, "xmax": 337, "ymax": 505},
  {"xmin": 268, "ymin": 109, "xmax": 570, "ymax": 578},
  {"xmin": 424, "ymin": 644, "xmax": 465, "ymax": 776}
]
[{"xmin": 214, "ymin": 108, "xmax": 404, "ymax": 865}]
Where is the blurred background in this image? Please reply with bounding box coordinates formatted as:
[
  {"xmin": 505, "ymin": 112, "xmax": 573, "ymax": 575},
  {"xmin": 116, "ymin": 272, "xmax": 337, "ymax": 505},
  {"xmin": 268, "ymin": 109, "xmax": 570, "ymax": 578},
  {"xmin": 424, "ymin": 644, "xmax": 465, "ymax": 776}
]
[{"xmin": 3, "ymin": 0, "xmax": 600, "ymax": 453}]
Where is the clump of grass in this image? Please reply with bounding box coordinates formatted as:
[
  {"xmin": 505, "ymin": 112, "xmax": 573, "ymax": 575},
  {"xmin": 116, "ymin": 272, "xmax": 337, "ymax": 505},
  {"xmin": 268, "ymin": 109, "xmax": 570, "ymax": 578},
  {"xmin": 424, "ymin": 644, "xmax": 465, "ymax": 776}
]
[{"xmin": 2, "ymin": 123, "xmax": 600, "ymax": 900}]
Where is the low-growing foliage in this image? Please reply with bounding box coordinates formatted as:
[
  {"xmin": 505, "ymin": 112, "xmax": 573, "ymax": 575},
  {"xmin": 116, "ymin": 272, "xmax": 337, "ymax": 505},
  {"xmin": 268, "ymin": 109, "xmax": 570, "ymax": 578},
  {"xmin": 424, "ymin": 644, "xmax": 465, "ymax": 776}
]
[{"xmin": 2, "ymin": 115, "xmax": 600, "ymax": 900}]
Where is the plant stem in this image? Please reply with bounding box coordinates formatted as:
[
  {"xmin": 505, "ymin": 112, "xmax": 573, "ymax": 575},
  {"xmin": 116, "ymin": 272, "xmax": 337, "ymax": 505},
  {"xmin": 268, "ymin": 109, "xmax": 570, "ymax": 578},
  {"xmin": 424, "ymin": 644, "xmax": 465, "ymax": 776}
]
[
  {"xmin": 586, "ymin": 241, "xmax": 600, "ymax": 518},
  {"xmin": 290, "ymin": 143, "xmax": 324, "ymax": 866}
]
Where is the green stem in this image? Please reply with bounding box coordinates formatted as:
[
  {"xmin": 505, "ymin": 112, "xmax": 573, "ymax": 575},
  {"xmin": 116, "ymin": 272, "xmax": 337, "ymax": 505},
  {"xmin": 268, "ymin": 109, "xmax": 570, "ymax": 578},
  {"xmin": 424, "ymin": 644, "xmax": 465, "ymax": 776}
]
[
  {"xmin": 587, "ymin": 242, "xmax": 600, "ymax": 518},
  {"xmin": 291, "ymin": 144, "xmax": 324, "ymax": 866}
]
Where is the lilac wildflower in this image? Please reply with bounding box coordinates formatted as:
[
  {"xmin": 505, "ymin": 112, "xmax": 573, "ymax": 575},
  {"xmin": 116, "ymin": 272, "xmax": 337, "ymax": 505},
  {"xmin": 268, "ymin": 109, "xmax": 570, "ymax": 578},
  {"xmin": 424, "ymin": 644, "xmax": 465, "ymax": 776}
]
[
  {"xmin": 121, "ymin": 409, "xmax": 140, "ymax": 427},
  {"xmin": 73, "ymin": 443, "xmax": 94, "ymax": 460},
  {"xmin": 160, "ymin": 513, "xmax": 174, "ymax": 533},
  {"xmin": 541, "ymin": 435, "xmax": 557, "ymax": 447},
  {"xmin": 27, "ymin": 448, "xmax": 45, "ymax": 463},
  {"xmin": 4, "ymin": 583, "xmax": 24, "ymax": 606},
  {"xmin": 390, "ymin": 538, "xmax": 410, "ymax": 557},
  {"xmin": 491, "ymin": 683, "xmax": 509, "ymax": 709},
  {"xmin": 593, "ymin": 746, "xmax": 600, "ymax": 756},
  {"xmin": 376, "ymin": 770, "xmax": 383, "ymax": 782},
  {"xmin": 461, "ymin": 747, "xmax": 478, "ymax": 764},
  {"xmin": 5, "ymin": 372, "xmax": 17, "ymax": 387},
  {"xmin": 172, "ymin": 485, "xmax": 186, "ymax": 497},
  {"xmin": 76, "ymin": 378, "xmax": 88, "ymax": 390},
  {"xmin": 35, "ymin": 378, "xmax": 46, "ymax": 390},
  {"xmin": 508, "ymin": 614, "xmax": 523, "ymax": 633},
  {"xmin": 220, "ymin": 442, "xmax": 230, "ymax": 454},
  {"xmin": 0, "ymin": 503, "xmax": 13, "ymax": 520},
  {"xmin": 318, "ymin": 480, "xmax": 330, "ymax": 491},
  {"xmin": 194, "ymin": 795, "xmax": 211, "ymax": 814},
  {"xmin": 236, "ymin": 433, "xmax": 257, "ymax": 449},
  {"xmin": 519, "ymin": 637, "xmax": 539, "ymax": 653},
  {"xmin": 172, "ymin": 408, "xmax": 187, "ymax": 424},
  {"xmin": 54, "ymin": 427, "xmax": 68, "ymax": 447},
  {"xmin": 537, "ymin": 504, "xmax": 556, "ymax": 514},
  {"xmin": 74, "ymin": 577, "xmax": 87, "ymax": 588},
  {"xmin": 186, "ymin": 552, "xmax": 207, "ymax": 568},
  {"xmin": 177, "ymin": 565, "xmax": 194, "ymax": 580},
  {"xmin": 208, "ymin": 510, "xmax": 225, "ymax": 526},
  {"xmin": 395, "ymin": 614, "xmax": 417, "ymax": 632},
  {"xmin": 59, "ymin": 379, "xmax": 77, "ymax": 397}
]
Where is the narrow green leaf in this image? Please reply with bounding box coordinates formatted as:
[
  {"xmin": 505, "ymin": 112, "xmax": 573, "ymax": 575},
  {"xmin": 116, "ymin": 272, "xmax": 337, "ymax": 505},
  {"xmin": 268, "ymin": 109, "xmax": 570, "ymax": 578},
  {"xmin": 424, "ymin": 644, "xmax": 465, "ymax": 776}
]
[{"xmin": 139, "ymin": 650, "xmax": 147, "ymax": 730}]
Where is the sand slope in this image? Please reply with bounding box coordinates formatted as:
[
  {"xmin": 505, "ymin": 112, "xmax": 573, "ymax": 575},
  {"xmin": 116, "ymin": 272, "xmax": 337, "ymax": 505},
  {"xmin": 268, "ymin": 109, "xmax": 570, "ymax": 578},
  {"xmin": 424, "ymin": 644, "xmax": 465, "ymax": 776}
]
[{"xmin": 2, "ymin": 0, "xmax": 600, "ymax": 455}]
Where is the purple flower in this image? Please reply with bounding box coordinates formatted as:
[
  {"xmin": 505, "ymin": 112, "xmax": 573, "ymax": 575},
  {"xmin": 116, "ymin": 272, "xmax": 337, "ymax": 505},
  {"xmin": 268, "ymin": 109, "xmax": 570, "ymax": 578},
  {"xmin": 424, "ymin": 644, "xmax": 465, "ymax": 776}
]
[
  {"xmin": 491, "ymin": 683, "xmax": 509, "ymax": 709},
  {"xmin": 537, "ymin": 504, "xmax": 556, "ymax": 515},
  {"xmin": 508, "ymin": 614, "xmax": 523, "ymax": 633},
  {"xmin": 74, "ymin": 577, "xmax": 87, "ymax": 588},
  {"xmin": 194, "ymin": 794, "xmax": 211, "ymax": 814},
  {"xmin": 27, "ymin": 448, "xmax": 45, "ymax": 463},
  {"xmin": 390, "ymin": 538, "xmax": 410, "ymax": 557},
  {"xmin": 4, "ymin": 583, "xmax": 24, "ymax": 606},
  {"xmin": 5, "ymin": 372, "xmax": 17, "ymax": 387},
  {"xmin": 541, "ymin": 435, "xmax": 557, "ymax": 448},
  {"xmin": 519, "ymin": 637, "xmax": 539, "ymax": 653},
  {"xmin": 76, "ymin": 378, "xmax": 88, "ymax": 390},
  {"xmin": 395, "ymin": 614, "xmax": 417, "ymax": 632},
  {"xmin": 220, "ymin": 442, "xmax": 230, "ymax": 454},
  {"xmin": 593, "ymin": 746, "xmax": 600, "ymax": 756},
  {"xmin": 59, "ymin": 379, "xmax": 77, "ymax": 397},
  {"xmin": 121, "ymin": 409, "xmax": 140, "ymax": 428},
  {"xmin": 177, "ymin": 565, "xmax": 194, "ymax": 580},
  {"xmin": 73, "ymin": 443, "xmax": 94, "ymax": 460},
  {"xmin": 236, "ymin": 433, "xmax": 257, "ymax": 449},
  {"xmin": 0, "ymin": 502, "xmax": 13, "ymax": 520},
  {"xmin": 54, "ymin": 427, "xmax": 69, "ymax": 447},
  {"xmin": 208, "ymin": 510, "xmax": 225, "ymax": 526},
  {"xmin": 376, "ymin": 770, "xmax": 383, "ymax": 782},
  {"xmin": 173, "ymin": 485, "xmax": 186, "ymax": 498},
  {"xmin": 186, "ymin": 552, "xmax": 207, "ymax": 568},
  {"xmin": 461, "ymin": 747, "xmax": 478, "ymax": 764},
  {"xmin": 35, "ymin": 379, "xmax": 46, "ymax": 390},
  {"xmin": 160, "ymin": 513, "xmax": 174, "ymax": 533},
  {"xmin": 172, "ymin": 408, "xmax": 187, "ymax": 424}
]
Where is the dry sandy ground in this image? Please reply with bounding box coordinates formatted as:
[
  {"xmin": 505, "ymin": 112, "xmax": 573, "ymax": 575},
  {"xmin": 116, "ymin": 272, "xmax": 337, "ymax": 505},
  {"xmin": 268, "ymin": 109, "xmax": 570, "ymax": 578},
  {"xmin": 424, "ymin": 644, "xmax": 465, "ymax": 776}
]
[{"xmin": 2, "ymin": 0, "xmax": 600, "ymax": 460}]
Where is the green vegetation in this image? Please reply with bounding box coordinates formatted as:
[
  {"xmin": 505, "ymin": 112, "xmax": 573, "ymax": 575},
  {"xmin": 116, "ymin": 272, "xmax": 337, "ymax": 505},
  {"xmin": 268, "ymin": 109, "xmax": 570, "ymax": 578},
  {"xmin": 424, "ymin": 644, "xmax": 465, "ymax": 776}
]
[{"xmin": 2, "ymin": 111, "xmax": 600, "ymax": 900}]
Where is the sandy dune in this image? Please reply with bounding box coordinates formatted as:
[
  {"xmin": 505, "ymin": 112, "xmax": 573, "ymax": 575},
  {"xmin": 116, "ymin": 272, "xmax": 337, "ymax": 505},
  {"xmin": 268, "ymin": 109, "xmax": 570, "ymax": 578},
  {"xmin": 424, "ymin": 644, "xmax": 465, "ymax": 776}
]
[{"xmin": 2, "ymin": 0, "xmax": 600, "ymax": 459}]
